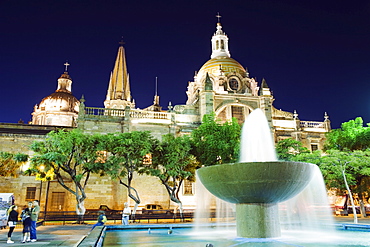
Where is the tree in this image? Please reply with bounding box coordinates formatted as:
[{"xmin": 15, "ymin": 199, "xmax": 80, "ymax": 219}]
[
  {"xmin": 98, "ymin": 131, "xmax": 157, "ymax": 215},
  {"xmin": 275, "ymin": 138, "xmax": 310, "ymax": 161},
  {"xmin": 0, "ymin": 152, "xmax": 28, "ymax": 177},
  {"xmin": 291, "ymin": 148, "xmax": 370, "ymax": 222},
  {"xmin": 27, "ymin": 129, "xmax": 104, "ymax": 222},
  {"xmin": 318, "ymin": 150, "xmax": 370, "ymax": 223},
  {"xmin": 191, "ymin": 113, "xmax": 241, "ymax": 166},
  {"xmin": 325, "ymin": 117, "xmax": 370, "ymax": 151},
  {"xmin": 148, "ymin": 134, "xmax": 199, "ymax": 217}
]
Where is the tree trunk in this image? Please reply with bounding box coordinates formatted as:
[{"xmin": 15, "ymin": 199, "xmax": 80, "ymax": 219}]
[
  {"xmin": 75, "ymin": 197, "xmax": 86, "ymax": 224},
  {"xmin": 342, "ymin": 168, "xmax": 358, "ymax": 223},
  {"xmin": 360, "ymin": 200, "xmax": 367, "ymax": 218}
]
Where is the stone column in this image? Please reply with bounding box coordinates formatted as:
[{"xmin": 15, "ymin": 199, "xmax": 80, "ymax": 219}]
[{"xmin": 236, "ymin": 203, "xmax": 280, "ymax": 238}]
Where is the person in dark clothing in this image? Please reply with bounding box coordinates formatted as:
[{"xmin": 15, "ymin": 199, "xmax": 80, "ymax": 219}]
[
  {"xmin": 20, "ymin": 202, "xmax": 33, "ymax": 243},
  {"xmin": 91, "ymin": 211, "xmax": 107, "ymax": 230},
  {"xmin": 6, "ymin": 205, "xmax": 18, "ymax": 244}
]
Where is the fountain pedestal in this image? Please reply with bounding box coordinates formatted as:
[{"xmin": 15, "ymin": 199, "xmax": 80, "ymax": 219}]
[
  {"xmin": 236, "ymin": 203, "xmax": 280, "ymax": 238},
  {"xmin": 197, "ymin": 161, "xmax": 315, "ymax": 238}
]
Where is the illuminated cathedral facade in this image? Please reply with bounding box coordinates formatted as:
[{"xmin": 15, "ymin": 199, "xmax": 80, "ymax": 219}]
[{"xmin": 0, "ymin": 19, "xmax": 330, "ymax": 212}]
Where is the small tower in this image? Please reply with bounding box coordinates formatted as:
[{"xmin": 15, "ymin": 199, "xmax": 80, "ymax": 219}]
[
  {"xmin": 259, "ymin": 78, "xmax": 273, "ymax": 127},
  {"xmin": 259, "ymin": 78, "xmax": 272, "ymax": 96},
  {"xmin": 144, "ymin": 77, "xmax": 162, "ymax": 112},
  {"xmin": 211, "ymin": 13, "xmax": 231, "ymax": 59},
  {"xmin": 104, "ymin": 40, "xmax": 135, "ymax": 109}
]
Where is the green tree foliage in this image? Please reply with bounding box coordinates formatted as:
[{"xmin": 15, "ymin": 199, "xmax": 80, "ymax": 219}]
[
  {"xmin": 275, "ymin": 138, "xmax": 310, "ymax": 161},
  {"xmin": 319, "ymin": 150, "xmax": 370, "ymax": 196},
  {"xmin": 318, "ymin": 150, "xmax": 370, "ymax": 222},
  {"xmin": 325, "ymin": 117, "xmax": 370, "ymax": 151},
  {"xmin": 148, "ymin": 134, "xmax": 199, "ymax": 215},
  {"xmin": 98, "ymin": 131, "xmax": 157, "ymax": 212},
  {"xmin": 323, "ymin": 117, "xmax": 370, "ymax": 201},
  {"xmin": 0, "ymin": 152, "xmax": 28, "ymax": 177},
  {"xmin": 191, "ymin": 113, "xmax": 241, "ymax": 166},
  {"xmin": 27, "ymin": 129, "xmax": 104, "ymax": 217}
]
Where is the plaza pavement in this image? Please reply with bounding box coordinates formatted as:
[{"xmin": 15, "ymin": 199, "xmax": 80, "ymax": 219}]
[
  {"xmin": 0, "ymin": 216, "xmax": 369, "ymax": 246},
  {"xmin": 0, "ymin": 224, "xmax": 91, "ymax": 246}
]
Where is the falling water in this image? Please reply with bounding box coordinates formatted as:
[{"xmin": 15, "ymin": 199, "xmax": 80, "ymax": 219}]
[
  {"xmin": 239, "ymin": 108, "xmax": 277, "ymax": 162},
  {"xmin": 279, "ymin": 165, "xmax": 335, "ymax": 231}
]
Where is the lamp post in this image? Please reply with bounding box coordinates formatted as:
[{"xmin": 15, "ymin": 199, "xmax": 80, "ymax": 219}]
[
  {"xmin": 38, "ymin": 165, "xmax": 50, "ymax": 221},
  {"xmin": 38, "ymin": 165, "xmax": 45, "ymax": 212},
  {"xmin": 43, "ymin": 181, "xmax": 50, "ymax": 221}
]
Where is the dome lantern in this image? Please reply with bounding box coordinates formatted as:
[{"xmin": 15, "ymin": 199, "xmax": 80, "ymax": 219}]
[{"xmin": 211, "ymin": 13, "xmax": 230, "ymax": 59}]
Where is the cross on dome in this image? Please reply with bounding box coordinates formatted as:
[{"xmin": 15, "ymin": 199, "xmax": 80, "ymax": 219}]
[
  {"xmin": 64, "ymin": 62, "xmax": 70, "ymax": 72},
  {"xmin": 216, "ymin": 12, "xmax": 222, "ymax": 23}
]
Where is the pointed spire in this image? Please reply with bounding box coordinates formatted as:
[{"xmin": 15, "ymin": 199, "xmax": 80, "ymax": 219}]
[
  {"xmin": 211, "ymin": 13, "xmax": 231, "ymax": 58},
  {"xmin": 259, "ymin": 78, "xmax": 271, "ymax": 96},
  {"xmin": 104, "ymin": 39, "xmax": 134, "ymax": 109},
  {"xmin": 261, "ymin": 78, "xmax": 269, "ymax": 88},
  {"xmin": 153, "ymin": 77, "xmax": 160, "ymax": 106},
  {"xmin": 155, "ymin": 77, "xmax": 158, "ymax": 96},
  {"xmin": 205, "ymin": 72, "xmax": 213, "ymax": 91},
  {"xmin": 106, "ymin": 40, "xmax": 130, "ymax": 100},
  {"xmin": 143, "ymin": 77, "xmax": 162, "ymax": 112}
]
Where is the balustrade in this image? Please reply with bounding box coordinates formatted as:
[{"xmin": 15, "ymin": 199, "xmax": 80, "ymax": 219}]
[
  {"xmin": 83, "ymin": 107, "xmax": 170, "ymax": 120},
  {"xmin": 300, "ymin": 121, "xmax": 324, "ymax": 128}
]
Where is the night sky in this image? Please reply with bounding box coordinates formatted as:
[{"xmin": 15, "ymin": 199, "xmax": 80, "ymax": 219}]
[{"xmin": 2, "ymin": 0, "xmax": 370, "ymax": 128}]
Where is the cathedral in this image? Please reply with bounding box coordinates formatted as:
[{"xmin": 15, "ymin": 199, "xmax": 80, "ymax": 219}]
[{"xmin": 0, "ymin": 19, "xmax": 330, "ymax": 212}]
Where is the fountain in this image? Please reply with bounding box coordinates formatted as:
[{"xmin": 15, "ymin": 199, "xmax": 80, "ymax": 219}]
[
  {"xmin": 91, "ymin": 107, "xmax": 370, "ymax": 247},
  {"xmin": 196, "ymin": 108, "xmax": 316, "ymax": 238},
  {"xmin": 96, "ymin": 108, "xmax": 370, "ymax": 246}
]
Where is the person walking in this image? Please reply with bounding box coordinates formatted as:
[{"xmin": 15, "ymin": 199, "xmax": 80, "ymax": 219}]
[
  {"xmin": 30, "ymin": 200, "xmax": 40, "ymax": 242},
  {"xmin": 21, "ymin": 202, "xmax": 32, "ymax": 243},
  {"xmin": 6, "ymin": 205, "xmax": 18, "ymax": 244},
  {"xmin": 91, "ymin": 211, "xmax": 107, "ymax": 230},
  {"xmin": 122, "ymin": 202, "xmax": 131, "ymax": 225}
]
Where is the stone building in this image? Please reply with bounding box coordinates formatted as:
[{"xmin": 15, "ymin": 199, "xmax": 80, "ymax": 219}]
[{"xmin": 0, "ymin": 19, "xmax": 330, "ymax": 212}]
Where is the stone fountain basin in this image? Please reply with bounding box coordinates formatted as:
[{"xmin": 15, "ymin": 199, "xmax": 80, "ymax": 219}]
[{"xmin": 197, "ymin": 161, "xmax": 315, "ymax": 204}]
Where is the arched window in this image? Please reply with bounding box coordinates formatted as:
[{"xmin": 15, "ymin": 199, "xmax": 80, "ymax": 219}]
[{"xmin": 217, "ymin": 105, "xmax": 250, "ymax": 125}]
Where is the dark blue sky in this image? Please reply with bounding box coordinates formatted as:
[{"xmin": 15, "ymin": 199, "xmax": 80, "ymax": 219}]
[{"xmin": 1, "ymin": 0, "xmax": 370, "ymax": 128}]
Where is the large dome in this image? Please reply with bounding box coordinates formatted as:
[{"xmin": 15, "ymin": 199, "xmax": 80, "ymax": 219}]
[
  {"xmin": 198, "ymin": 56, "xmax": 246, "ymax": 79},
  {"xmin": 38, "ymin": 91, "xmax": 79, "ymax": 113}
]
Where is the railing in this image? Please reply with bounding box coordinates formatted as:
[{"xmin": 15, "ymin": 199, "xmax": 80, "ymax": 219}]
[
  {"xmin": 84, "ymin": 107, "xmax": 126, "ymax": 117},
  {"xmin": 130, "ymin": 110, "xmax": 170, "ymax": 120},
  {"xmin": 31, "ymin": 210, "xmax": 229, "ymax": 225},
  {"xmin": 83, "ymin": 107, "xmax": 171, "ymax": 120},
  {"xmin": 300, "ymin": 121, "xmax": 325, "ymax": 129}
]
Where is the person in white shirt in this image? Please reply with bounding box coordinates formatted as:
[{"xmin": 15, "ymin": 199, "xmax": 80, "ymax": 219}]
[{"xmin": 122, "ymin": 202, "xmax": 131, "ymax": 225}]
